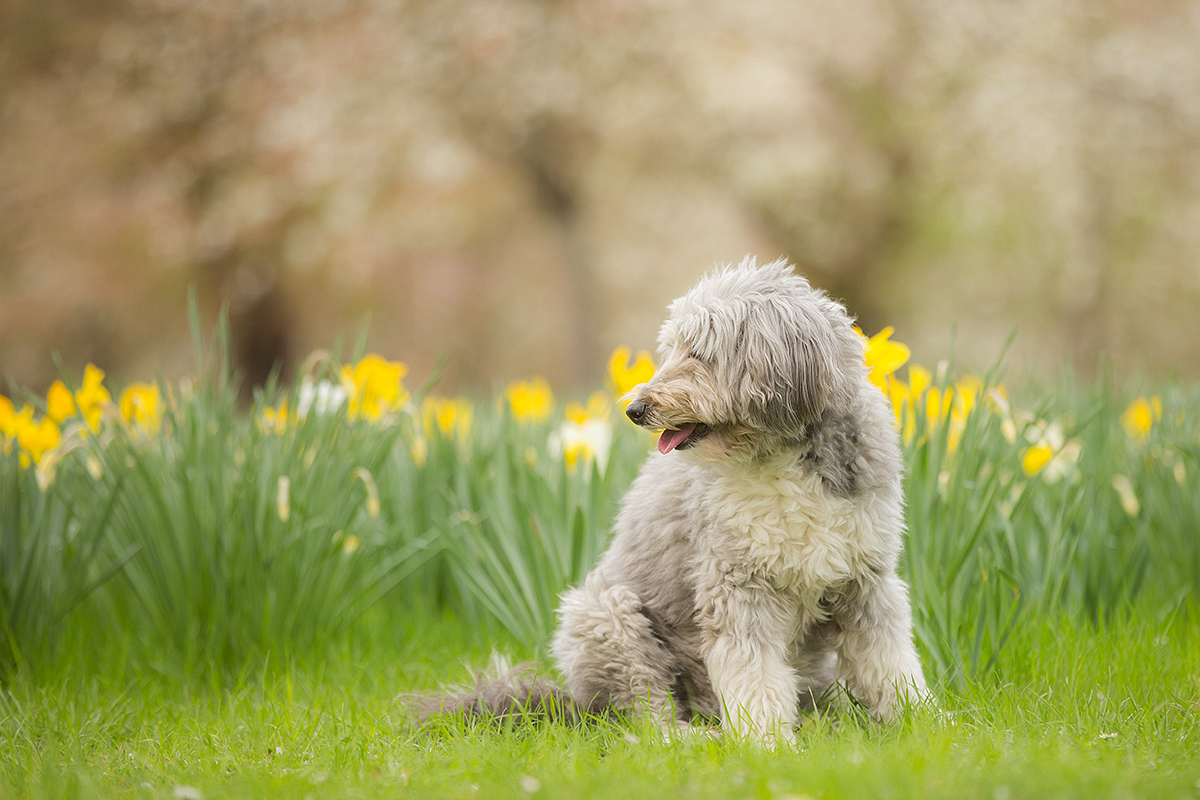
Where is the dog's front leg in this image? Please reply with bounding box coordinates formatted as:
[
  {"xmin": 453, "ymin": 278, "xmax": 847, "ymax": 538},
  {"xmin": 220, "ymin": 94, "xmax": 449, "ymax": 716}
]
[
  {"xmin": 699, "ymin": 577, "xmax": 798, "ymax": 743},
  {"xmin": 835, "ymin": 572, "xmax": 930, "ymax": 721}
]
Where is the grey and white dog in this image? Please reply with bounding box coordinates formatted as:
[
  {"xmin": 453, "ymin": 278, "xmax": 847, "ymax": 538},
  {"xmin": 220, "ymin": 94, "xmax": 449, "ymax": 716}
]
[{"xmin": 431, "ymin": 257, "xmax": 929, "ymax": 741}]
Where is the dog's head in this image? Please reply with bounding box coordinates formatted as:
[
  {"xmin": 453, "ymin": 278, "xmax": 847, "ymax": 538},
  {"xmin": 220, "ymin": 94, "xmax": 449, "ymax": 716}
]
[{"xmin": 625, "ymin": 257, "xmax": 866, "ymax": 461}]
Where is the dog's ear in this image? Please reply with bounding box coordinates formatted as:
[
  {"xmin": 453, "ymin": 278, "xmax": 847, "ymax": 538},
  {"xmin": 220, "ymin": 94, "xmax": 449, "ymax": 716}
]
[{"xmin": 738, "ymin": 300, "xmax": 848, "ymax": 436}]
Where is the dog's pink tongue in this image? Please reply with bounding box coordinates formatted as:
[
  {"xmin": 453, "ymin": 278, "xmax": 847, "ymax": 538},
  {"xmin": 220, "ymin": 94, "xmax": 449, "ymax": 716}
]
[{"xmin": 658, "ymin": 423, "xmax": 698, "ymax": 455}]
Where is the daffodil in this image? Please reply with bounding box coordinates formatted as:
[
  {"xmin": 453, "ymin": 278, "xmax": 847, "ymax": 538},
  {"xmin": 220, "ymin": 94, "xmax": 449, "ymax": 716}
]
[
  {"xmin": 14, "ymin": 406, "xmax": 60, "ymax": 466},
  {"xmin": 0, "ymin": 395, "xmax": 16, "ymax": 440},
  {"xmin": 608, "ymin": 347, "xmax": 655, "ymax": 406},
  {"xmin": 884, "ymin": 376, "xmax": 916, "ymax": 442},
  {"xmin": 884, "ymin": 361, "xmax": 994, "ymax": 455},
  {"xmin": 506, "ymin": 377, "xmax": 554, "ymax": 423},
  {"xmin": 954, "ymin": 375, "xmax": 983, "ymax": 417},
  {"xmin": 860, "ymin": 327, "xmax": 911, "ymax": 393},
  {"xmin": 1021, "ymin": 419, "xmax": 1082, "ymax": 483},
  {"xmin": 74, "ymin": 364, "xmax": 112, "ymax": 432},
  {"xmin": 565, "ymin": 392, "xmax": 611, "ymax": 425},
  {"xmin": 27, "ymin": 423, "xmax": 89, "ymax": 489},
  {"xmin": 944, "ymin": 376, "xmax": 983, "ymax": 454},
  {"xmin": 886, "ymin": 362, "xmax": 929, "ymax": 440},
  {"xmin": 1120, "ymin": 396, "xmax": 1161, "ymax": 441},
  {"xmin": 1021, "ymin": 443, "xmax": 1054, "ymax": 476},
  {"xmin": 46, "ymin": 380, "xmax": 77, "ymax": 423},
  {"xmin": 562, "ymin": 437, "xmax": 594, "ymax": 471},
  {"xmin": 550, "ymin": 416, "xmax": 614, "ymax": 472},
  {"xmin": 552, "ymin": 391, "xmax": 615, "ymax": 471},
  {"xmin": 119, "ymin": 382, "xmax": 162, "ymax": 433},
  {"xmin": 341, "ymin": 355, "xmax": 409, "ymax": 421},
  {"xmin": 259, "ymin": 402, "xmax": 289, "ymax": 435},
  {"xmin": 422, "ymin": 396, "xmax": 473, "ymax": 439},
  {"xmin": 907, "ymin": 363, "xmax": 932, "ymax": 400},
  {"xmin": 884, "ymin": 362, "xmax": 931, "ymax": 441},
  {"xmin": 923, "ymin": 385, "xmax": 953, "ymax": 428}
]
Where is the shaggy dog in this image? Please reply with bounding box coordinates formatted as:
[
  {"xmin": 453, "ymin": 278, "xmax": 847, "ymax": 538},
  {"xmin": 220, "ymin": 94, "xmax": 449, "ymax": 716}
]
[{"xmin": 430, "ymin": 257, "xmax": 930, "ymax": 742}]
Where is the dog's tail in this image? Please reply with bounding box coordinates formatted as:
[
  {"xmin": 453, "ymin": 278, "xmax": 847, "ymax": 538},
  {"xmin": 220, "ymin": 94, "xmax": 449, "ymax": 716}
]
[{"xmin": 409, "ymin": 653, "xmax": 586, "ymax": 727}]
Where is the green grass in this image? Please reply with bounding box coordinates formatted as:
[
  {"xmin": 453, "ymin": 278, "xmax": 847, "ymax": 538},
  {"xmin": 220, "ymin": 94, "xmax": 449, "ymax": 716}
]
[{"xmin": 1, "ymin": 611, "xmax": 1196, "ymax": 800}]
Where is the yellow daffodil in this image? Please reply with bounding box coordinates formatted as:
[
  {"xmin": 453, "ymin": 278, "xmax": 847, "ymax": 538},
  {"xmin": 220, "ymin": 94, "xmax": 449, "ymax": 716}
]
[
  {"xmin": 608, "ymin": 347, "xmax": 655, "ymax": 406},
  {"xmin": 859, "ymin": 327, "xmax": 911, "ymax": 393},
  {"xmin": 119, "ymin": 382, "xmax": 162, "ymax": 433},
  {"xmin": 1021, "ymin": 443, "xmax": 1054, "ymax": 476},
  {"xmin": 563, "ymin": 438, "xmax": 594, "ymax": 471},
  {"xmin": 554, "ymin": 391, "xmax": 615, "ymax": 471},
  {"xmin": 0, "ymin": 395, "xmax": 16, "ymax": 439},
  {"xmin": 907, "ymin": 363, "xmax": 932, "ymax": 400},
  {"xmin": 422, "ymin": 396, "xmax": 473, "ymax": 439},
  {"xmin": 14, "ymin": 406, "xmax": 60, "ymax": 466},
  {"xmin": 1021, "ymin": 420, "xmax": 1082, "ymax": 482},
  {"xmin": 74, "ymin": 364, "xmax": 112, "ymax": 432},
  {"xmin": 551, "ymin": 416, "xmax": 614, "ymax": 472},
  {"xmin": 944, "ymin": 376, "xmax": 983, "ymax": 454},
  {"xmin": 506, "ymin": 377, "xmax": 554, "ymax": 423},
  {"xmin": 954, "ymin": 376, "xmax": 983, "ymax": 417},
  {"xmin": 1121, "ymin": 396, "xmax": 1161, "ymax": 441},
  {"xmin": 46, "ymin": 380, "xmax": 77, "ymax": 423},
  {"xmin": 887, "ymin": 362, "xmax": 1011, "ymax": 457},
  {"xmin": 259, "ymin": 402, "xmax": 289, "ymax": 435},
  {"xmin": 924, "ymin": 385, "xmax": 953, "ymax": 427},
  {"xmin": 341, "ymin": 354, "xmax": 409, "ymax": 421},
  {"xmin": 883, "ymin": 362, "xmax": 933, "ymax": 442},
  {"xmin": 565, "ymin": 392, "xmax": 611, "ymax": 425}
]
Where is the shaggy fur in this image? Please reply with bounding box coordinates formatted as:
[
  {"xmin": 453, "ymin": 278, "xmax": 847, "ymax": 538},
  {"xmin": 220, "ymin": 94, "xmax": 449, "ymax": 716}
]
[{"xmin": 428, "ymin": 257, "xmax": 930, "ymax": 742}]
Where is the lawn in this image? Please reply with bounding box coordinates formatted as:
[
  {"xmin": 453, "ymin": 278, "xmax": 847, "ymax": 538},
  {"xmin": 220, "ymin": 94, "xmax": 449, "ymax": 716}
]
[
  {"xmin": 1, "ymin": 321, "xmax": 1198, "ymax": 799},
  {"xmin": 2, "ymin": 612, "xmax": 1196, "ymax": 800}
]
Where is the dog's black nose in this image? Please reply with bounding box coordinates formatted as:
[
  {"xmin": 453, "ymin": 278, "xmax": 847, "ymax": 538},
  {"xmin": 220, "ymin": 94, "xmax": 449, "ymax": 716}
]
[{"xmin": 625, "ymin": 400, "xmax": 647, "ymax": 424}]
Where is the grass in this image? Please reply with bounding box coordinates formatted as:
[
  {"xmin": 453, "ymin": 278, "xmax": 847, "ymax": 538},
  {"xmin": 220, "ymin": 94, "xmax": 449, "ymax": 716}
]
[
  {"xmin": 1, "ymin": 611, "xmax": 1196, "ymax": 800},
  {"xmin": 2, "ymin": 318, "xmax": 1200, "ymax": 797}
]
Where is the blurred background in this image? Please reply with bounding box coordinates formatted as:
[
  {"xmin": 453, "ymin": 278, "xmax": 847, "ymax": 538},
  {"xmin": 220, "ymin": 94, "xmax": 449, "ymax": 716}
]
[{"xmin": 2, "ymin": 0, "xmax": 1199, "ymax": 396}]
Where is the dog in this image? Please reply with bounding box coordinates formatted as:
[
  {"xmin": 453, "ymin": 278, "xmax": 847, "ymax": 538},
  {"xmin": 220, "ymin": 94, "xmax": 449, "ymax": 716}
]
[{"xmin": 426, "ymin": 257, "xmax": 930, "ymax": 742}]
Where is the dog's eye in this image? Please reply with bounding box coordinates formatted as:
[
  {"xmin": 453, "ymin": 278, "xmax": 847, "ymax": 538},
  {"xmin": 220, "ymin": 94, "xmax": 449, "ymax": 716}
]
[{"xmin": 688, "ymin": 347, "xmax": 706, "ymax": 362}]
